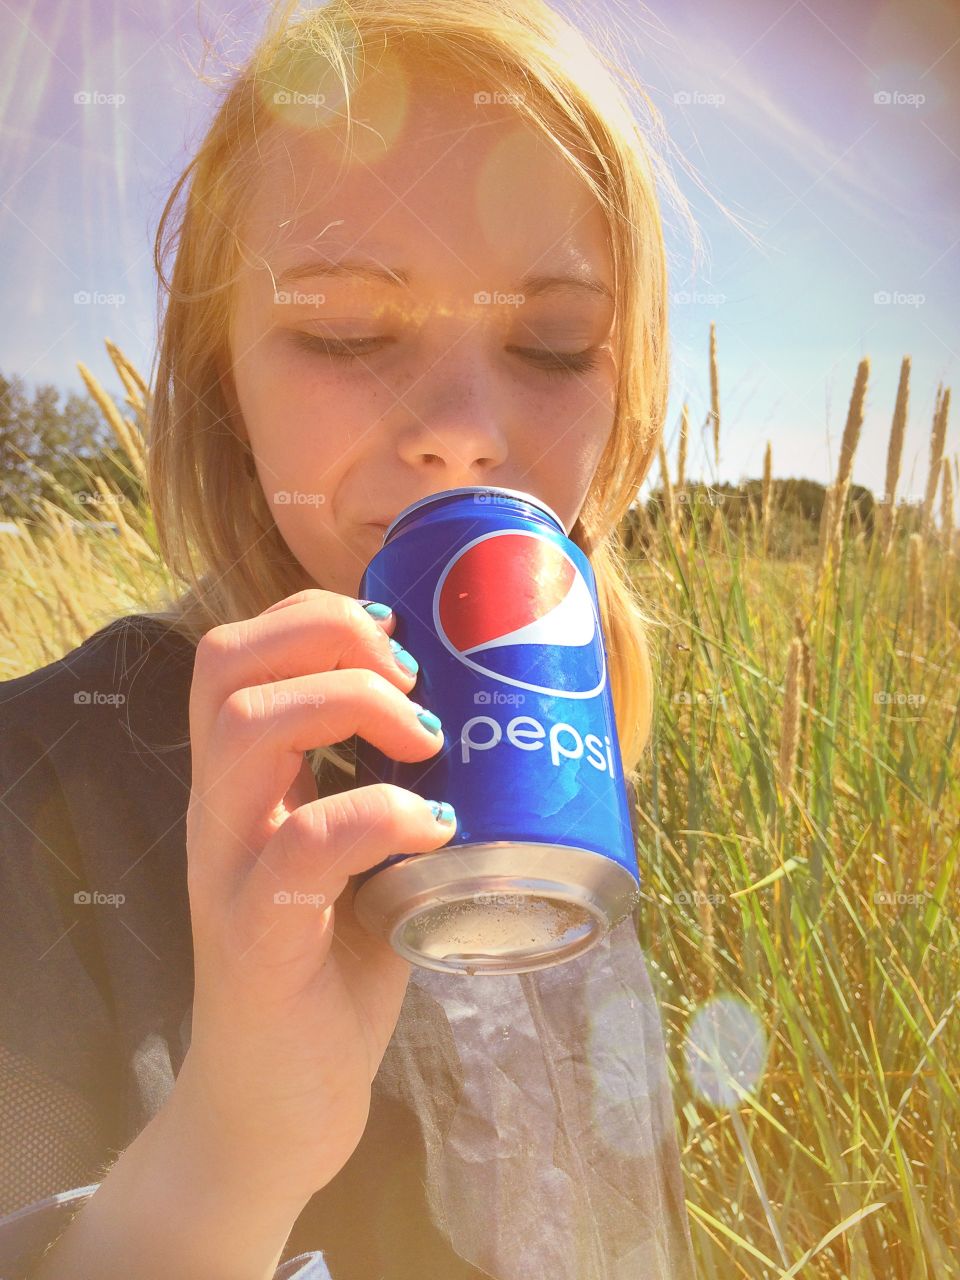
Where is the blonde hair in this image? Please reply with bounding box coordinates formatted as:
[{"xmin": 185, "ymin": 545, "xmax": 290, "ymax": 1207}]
[{"xmin": 141, "ymin": 0, "xmax": 696, "ymax": 781}]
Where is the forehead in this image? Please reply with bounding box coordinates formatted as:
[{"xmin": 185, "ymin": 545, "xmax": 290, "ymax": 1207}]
[{"xmin": 239, "ymin": 70, "xmax": 612, "ymax": 284}]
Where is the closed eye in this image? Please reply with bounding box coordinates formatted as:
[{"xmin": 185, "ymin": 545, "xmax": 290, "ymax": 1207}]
[{"xmin": 291, "ymin": 333, "xmax": 601, "ymax": 376}]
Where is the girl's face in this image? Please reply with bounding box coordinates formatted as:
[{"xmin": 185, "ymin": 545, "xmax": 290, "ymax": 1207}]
[{"xmin": 225, "ymin": 74, "xmax": 618, "ymax": 597}]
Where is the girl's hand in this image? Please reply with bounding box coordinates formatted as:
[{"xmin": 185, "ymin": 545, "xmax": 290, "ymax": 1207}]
[{"xmin": 173, "ymin": 589, "xmax": 454, "ymax": 1205}]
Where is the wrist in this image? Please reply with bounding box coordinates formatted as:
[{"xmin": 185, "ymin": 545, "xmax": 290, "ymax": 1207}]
[
  {"xmin": 32, "ymin": 1072, "xmax": 312, "ymax": 1280},
  {"xmin": 165, "ymin": 1052, "xmax": 323, "ymax": 1213}
]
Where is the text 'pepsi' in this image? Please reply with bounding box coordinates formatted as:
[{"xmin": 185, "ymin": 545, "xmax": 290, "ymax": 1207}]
[
  {"xmin": 459, "ymin": 713, "xmax": 617, "ymax": 774},
  {"xmin": 352, "ymin": 485, "xmax": 641, "ymax": 976}
]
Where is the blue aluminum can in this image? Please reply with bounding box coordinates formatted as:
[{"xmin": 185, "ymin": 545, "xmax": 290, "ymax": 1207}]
[{"xmin": 352, "ymin": 485, "xmax": 640, "ymax": 975}]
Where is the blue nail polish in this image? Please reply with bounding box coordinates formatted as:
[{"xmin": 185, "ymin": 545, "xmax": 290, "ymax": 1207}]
[
  {"xmin": 414, "ymin": 706, "xmax": 442, "ymax": 735},
  {"xmin": 360, "ymin": 601, "xmax": 393, "ymax": 621},
  {"xmin": 389, "ymin": 637, "xmax": 419, "ymax": 675},
  {"xmin": 426, "ymin": 799, "xmax": 456, "ymax": 826}
]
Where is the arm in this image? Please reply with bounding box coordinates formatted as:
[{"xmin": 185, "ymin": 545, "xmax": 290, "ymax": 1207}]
[{"xmin": 30, "ymin": 1080, "xmax": 314, "ymax": 1280}]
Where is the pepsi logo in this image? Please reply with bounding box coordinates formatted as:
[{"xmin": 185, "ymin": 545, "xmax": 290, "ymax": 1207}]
[{"xmin": 432, "ymin": 530, "xmax": 606, "ymax": 697}]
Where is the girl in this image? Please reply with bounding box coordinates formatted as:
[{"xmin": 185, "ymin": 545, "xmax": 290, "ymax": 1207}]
[{"xmin": 0, "ymin": 1, "xmax": 698, "ymax": 1276}]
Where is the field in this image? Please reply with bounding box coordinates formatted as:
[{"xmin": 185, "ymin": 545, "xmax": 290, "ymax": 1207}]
[{"xmin": 1, "ymin": 341, "xmax": 957, "ymax": 1279}]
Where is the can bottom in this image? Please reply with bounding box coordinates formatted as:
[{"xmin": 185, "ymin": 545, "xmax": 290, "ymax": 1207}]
[{"xmin": 351, "ymin": 842, "xmax": 640, "ymax": 975}]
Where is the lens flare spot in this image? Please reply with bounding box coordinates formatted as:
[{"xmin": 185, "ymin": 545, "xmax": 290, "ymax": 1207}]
[
  {"xmin": 257, "ymin": 39, "xmax": 410, "ymax": 165},
  {"xmin": 684, "ymin": 994, "xmax": 767, "ymax": 1109}
]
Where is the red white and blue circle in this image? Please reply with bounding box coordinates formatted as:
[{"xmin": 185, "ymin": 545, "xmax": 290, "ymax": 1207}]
[{"xmin": 432, "ymin": 530, "xmax": 606, "ymax": 698}]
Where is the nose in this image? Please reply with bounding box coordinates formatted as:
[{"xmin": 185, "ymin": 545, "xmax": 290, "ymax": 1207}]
[{"xmin": 394, "ymin": 337, "xmax": 509, "ymax": 481}]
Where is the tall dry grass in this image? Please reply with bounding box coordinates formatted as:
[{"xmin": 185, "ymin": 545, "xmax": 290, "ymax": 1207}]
[{"xmin": 630, "ymin": 342, "xmax": 957, "ymax": 1278}]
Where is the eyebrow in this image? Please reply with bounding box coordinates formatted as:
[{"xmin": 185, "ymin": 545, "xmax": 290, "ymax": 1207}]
[{"xmin": 274, "ymin": 257, "xmax": 613, "ymax": 301}]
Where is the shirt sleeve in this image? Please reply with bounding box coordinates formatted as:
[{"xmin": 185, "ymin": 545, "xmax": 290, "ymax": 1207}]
[
  {"xmin": 0, "ymin": 1186, "xmax": 98, "ymax": 1279},
  {"xmin": 0, "ymin": 692, "xmax": 123, "ymax": 1229}
]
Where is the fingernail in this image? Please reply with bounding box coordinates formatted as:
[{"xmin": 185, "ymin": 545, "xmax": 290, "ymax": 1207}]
[
  {"xmin": 360, "ymin": 600, "xmax": 393, "ymax": 621},
  {"xmin": 409, "ymin": 702, "xmax": 442, "ymax": 735},
  {"xmin": 389, "ymin": 637, "xmax": 419, "ymax": 675},
  {"xmin": 425, "ymin": 799, "xmax": 456, "ymax": 826}
]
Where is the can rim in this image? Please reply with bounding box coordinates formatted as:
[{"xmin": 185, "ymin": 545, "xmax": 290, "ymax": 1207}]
[{"xmin": 383, "ymin": 486, "xmax": 564, "ymax": 543}]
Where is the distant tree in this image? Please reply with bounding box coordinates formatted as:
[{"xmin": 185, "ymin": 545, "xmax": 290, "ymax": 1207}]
[
  {"xmin": 0, "ymin": 370, "xmax": 124, "ymax": 518},
  {"xmin": 623, "ymin": 476, "xmax": 888, "ymax": 560}
]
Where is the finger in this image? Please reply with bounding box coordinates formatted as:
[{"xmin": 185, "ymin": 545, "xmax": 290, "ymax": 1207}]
[
  {"xmin": 189, "ymin": 590, "xmax": 417, "ymax": 769},
  {"xmin": 259, "ymin": 589, "xmax": 395, "ymax": 624},
  {"xmin": 235, "ymin": 783, "xmax": 458, "ymax": 970},
  {"xmin": 190, "ymin": 668, "xmax": 446, "ymax": 880}
]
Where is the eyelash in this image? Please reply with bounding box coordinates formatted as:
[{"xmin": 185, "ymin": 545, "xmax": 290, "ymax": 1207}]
[{"xmin": 291, "ymin": 333, "xmax": 601, "ymax": 378}]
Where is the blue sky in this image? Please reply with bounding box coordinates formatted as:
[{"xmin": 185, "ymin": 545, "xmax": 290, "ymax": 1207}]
[{"xmin": 1, "ymin": 0, "xmax": 957, "ymax": 509}]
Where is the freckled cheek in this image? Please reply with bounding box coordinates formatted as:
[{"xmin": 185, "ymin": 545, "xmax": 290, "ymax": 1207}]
[
  {"xmin": 546, "ymin": 372, "xmax": 615, "ymax": 440},
  {"xmin": 248, "ymin": 362, "xmax": 370, "ymax": 466}
]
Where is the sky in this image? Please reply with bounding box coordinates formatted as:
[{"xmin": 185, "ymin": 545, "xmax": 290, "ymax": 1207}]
[{"xmin": 1, "ymin": 0, "xmax": 957, "ymax": 509}]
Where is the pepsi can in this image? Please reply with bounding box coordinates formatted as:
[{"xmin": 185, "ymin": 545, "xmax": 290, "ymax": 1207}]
[{"xmin": 352, "ymin": 486, "xmax": 640, "ymax": 975}]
